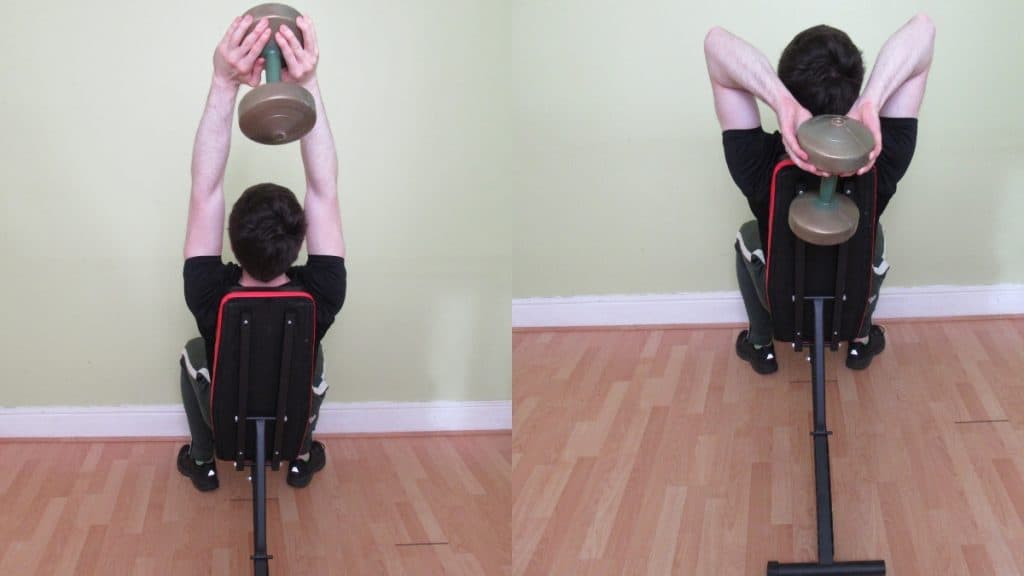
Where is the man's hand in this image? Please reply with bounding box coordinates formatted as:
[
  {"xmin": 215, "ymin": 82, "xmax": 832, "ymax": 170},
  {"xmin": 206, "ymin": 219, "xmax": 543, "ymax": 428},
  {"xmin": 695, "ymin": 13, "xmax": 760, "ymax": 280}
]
[
  {"xmin": 213, "ymin": 14, "xmax": 272, "ymax": 88},
  {"xmin": 774, "ymin": 97, "xmax": 827, "ymax": 176},
  {"xmin": 845, "ymin": 98, "xmax": 882, "ymax": 175},
  {"xmin": 278, "ymin": 16, "xmax": 319, "ymax": 86}
]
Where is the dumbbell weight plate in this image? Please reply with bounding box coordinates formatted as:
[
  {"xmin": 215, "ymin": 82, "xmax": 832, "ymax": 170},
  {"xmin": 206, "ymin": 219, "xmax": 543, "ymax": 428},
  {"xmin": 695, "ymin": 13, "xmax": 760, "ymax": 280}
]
[
  {"xmin": 243, "ymin": 3, "xmax": 304, "ymax": 51},
  {"xmin": 238, "ymin": 83, "xmax": 316, "ymax": 145},
  {"xmin": 788, "ymin": 192, "xmax": 860, "ymax": 246},
  {"xmin": 796, "ymin": 115, "xmax": 874, "ymax": 175}
]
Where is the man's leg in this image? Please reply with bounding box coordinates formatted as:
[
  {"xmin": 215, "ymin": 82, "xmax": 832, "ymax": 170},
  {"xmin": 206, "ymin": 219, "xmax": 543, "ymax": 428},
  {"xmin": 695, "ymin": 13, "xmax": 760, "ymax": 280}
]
[
  {"xmin": 177, "ymin": 337, "xmax": 219, "ymax": 491},
  {"xmin": 847, "ymin": 224, "xmax": 888, "ymax": 369},
  {"xmin": 861, "ymin": 224, "xmax": 888, "ymax": 338},
  {"xmin": 299, "ymin": 343, "xmax": 327, "ymax": 455},
  {"xmin": 288, "ymin": 343, "xmax": 328, "ymax": 488},
  {"xmin": 735, "ymin": 220, "xmax": 778, "ymax": 374}
]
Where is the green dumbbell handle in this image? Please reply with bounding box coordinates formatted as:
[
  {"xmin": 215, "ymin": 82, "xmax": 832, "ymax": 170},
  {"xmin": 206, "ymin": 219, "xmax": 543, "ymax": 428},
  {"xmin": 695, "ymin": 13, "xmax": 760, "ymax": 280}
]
[
  {"xmin": 818, "ymin": 176, "xmax": 837, "ymax": 206},
  {"xmin": 263, "ymin": 39, "xmax": 282, "ymax": 84}
]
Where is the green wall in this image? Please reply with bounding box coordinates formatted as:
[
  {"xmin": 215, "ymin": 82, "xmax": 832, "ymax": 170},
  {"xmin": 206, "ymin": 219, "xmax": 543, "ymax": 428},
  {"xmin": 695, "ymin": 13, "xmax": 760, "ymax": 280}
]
[
  {"xmin": 508, "ymin": 0, "xmax": 1024, "ymax": 297},
  {"xmin": 1, "ymin": 1, "xmax": 1019, "ymax": 408},
  {"xmin": 0, "ymin": 1, "xmax": 513, "ymax": 406}
]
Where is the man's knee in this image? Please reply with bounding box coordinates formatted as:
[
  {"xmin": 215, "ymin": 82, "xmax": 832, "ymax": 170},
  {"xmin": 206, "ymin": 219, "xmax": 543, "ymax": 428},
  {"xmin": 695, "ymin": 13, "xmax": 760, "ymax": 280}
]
[
  {"xmin": 873, "ymin": 224, "xmax": 887, "ymax": 269},
  {"xmin": 312, "ymin": 343, "xmax": 328, "ymax": 399},
  {"xmin": 180, "ymin": 337, "xmax": 209, "ymax": 384},
  {"xmin": 735, "ymin": 220, "xmax": 763, "ymax": 265}
]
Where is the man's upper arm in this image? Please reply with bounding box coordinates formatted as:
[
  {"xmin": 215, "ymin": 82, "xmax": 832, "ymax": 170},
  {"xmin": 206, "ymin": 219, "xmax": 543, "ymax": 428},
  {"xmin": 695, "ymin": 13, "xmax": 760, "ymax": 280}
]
[
  {"xmin": 183, "ymin": 190, "xmax": 225, "ymax": 258},
  {"xmin": 711, "ymin": 82, "xmax": 763, "ymax": 131},
  {"xmin": 183, "ymin": 256, "xmax": 230, "ymax": 339},
  {"xmin": 879, "ymin": 70, "xmax": 930, "ymax": 118},
  {"xmin": 291, "ymin": 256, "xmax": 347, "ymax": 340},
  {"xmin": 704, "ymin": 26, "xmax": 763, "ymax": 131},
  {"xmin": 304, "ymin": 191, "xmax": 345, "ymax": 257},
  {"xmin": 875, "ymin": 118, "xmax": 918, "ymax": 194},
  {"xmin": 723, "ymin": 128, "xmax": 779, "ymax": 203}
]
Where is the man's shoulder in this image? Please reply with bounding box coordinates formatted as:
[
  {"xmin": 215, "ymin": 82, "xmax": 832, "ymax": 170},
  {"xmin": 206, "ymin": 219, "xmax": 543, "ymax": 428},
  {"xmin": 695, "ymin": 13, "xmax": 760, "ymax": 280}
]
[
  {"xmin": 287, "ymin": 256, "xmax": 346, "ymax": 299},
  {"xmin": 288, "ymin": 256, "xmax": 346, "ymax": 278},
  {"xmin": 721, "ymin": 127, "xmax": 786, "ymax": 201},
  {"xmin": 879, "ymin": 116, "xmax": 919, "ymax": 127},
  {"xmin": 722, "ymin": 127, "xmax": 785, "ymax": 169},
  {"xmin": 184, "ymin": 256, "xmax": 242, "ymax": 282},
  {"xmin": 722, "ymin": 126, "xmax": 780, "ymax": 145}
]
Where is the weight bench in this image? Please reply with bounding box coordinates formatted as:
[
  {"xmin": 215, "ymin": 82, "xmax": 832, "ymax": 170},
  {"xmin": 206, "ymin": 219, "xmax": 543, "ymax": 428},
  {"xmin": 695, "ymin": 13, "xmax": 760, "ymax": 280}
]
[
  {"xmin": 210, "ymin": 290, "xmax": 317, "ymax": 576},
  {"xmin": 763, "ymin": 116, "xmax": 886, "ymax": 575}
]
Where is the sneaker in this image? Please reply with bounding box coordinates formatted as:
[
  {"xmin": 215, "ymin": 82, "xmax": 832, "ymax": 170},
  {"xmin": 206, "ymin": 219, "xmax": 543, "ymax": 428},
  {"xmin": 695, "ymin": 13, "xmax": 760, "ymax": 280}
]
[
  {"xmin": 735, "ymin": 330, "xmax": 778, "ymax": 375},
  {"xmin": 177, "ymin": 445, "xmax": 219, "ymax": 492},
  {"xmin": 846, "ymin": 325, "xmax": 886, "ymax": 370},
  {"xmin": 287, "ymin": 441, "xmax": 326, "ymax": 488}
]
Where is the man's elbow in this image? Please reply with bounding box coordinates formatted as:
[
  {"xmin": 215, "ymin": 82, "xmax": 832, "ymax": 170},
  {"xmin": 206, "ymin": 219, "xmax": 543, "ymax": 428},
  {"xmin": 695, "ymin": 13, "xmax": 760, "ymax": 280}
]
[
  {"xmin": 704, "ymin": 26, "xmax": 725, "ymax": 55},
  {"xmin": 913, "ymin": 13, "xmax": 936, "ymax": 39},
  {"xmin": 911, "ymin": 13, "xmax": 936, "ymax": 72},
  {"xmin": 704, "ymin": 26, "xmax": 728, "ymax": 82}
]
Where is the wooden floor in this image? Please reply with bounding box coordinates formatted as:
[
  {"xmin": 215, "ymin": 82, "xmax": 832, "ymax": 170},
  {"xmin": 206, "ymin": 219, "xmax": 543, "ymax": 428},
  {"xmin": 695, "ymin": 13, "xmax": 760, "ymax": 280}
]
[
  {"xmin": 0, "ymin": 433, "xmax": 511, "ymax": 575},
  {"xmin": 513, "ymin": 318, "xmax": 1024, "ymax": 575}
]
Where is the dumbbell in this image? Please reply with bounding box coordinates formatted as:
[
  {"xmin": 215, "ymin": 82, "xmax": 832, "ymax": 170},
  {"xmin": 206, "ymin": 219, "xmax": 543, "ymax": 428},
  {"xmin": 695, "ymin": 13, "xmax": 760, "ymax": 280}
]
[
  {"xmin": 787, "ymin": 115, "xmax": 875, "ymax": 245},
  {"xmin": 237, "ymin": 3, "xmax": 316, "ymax": 145}
]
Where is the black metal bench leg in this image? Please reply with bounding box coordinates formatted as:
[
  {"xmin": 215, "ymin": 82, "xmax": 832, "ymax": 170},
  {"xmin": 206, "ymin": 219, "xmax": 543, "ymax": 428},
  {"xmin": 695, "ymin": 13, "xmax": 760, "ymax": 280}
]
[
  {"xmin": 767, "ymin": 298, "xmax": 885, "ymax": 576},
  {"xmin": 252, "ymin": 419, "xmax": 272, "ymax": 576},
  {"xmin": 811, "ymin": 298, "xmax": 834, "ymax": 563}
]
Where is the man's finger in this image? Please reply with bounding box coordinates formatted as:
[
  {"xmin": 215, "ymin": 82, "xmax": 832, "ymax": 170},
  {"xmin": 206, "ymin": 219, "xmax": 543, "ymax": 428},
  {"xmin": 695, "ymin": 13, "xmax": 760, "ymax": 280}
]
[
  {"xmin": 222, "ymin": 16, "xmax": 242, "ymax": 46},
  {"xmin": 277, "ymin": 30, "xmax": 301, "ymax": 71},
  {"xmin": 241, "ymin": 27, "xmax": 272, "ymax": 65},
  {"xmin": 800, "ymin": 160, "xmax": 824, "ymax": 177},
  {"xmin": 279, "ymin": 25, "xmax": 306, "ymax": 58},
  {"xmin": 248, "ymin": 58, "xmax": 266, "ymax": 87},
  {"xmin": 230, "ymin": 14, "xmax": 253, "ymax": 47},
  {"xmin": 237, "ymin": 19, "xmax": 269, "ymax": 56},
  {"xmin": 299, "ymin": 15, "xmax": 318, "ymax": 55},
  {"xmin": 785, "ymin": 132, "xmax": 808, "ymax": 161},
  {"xmin": 790, "ymin": 150, "xmax": 826, "ymax": 177}
]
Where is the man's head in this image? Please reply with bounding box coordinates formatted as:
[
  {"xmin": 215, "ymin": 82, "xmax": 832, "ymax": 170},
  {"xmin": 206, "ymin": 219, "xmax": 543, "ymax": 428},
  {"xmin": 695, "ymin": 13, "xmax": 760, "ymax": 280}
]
[
  {"xmin": 228, "ymin": 183, "xmax": 306, "ymax": 282},
  {"xmin": 778, "ymin": 25, "xmax": 864, "ymax": 116}
]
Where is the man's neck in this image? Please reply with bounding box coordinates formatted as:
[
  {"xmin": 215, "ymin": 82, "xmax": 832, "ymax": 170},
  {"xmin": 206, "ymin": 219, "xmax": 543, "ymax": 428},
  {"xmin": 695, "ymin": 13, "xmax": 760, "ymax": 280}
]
[{"xmin": 239, "ymin": 270, "xmax": 290, "ymax": 288}]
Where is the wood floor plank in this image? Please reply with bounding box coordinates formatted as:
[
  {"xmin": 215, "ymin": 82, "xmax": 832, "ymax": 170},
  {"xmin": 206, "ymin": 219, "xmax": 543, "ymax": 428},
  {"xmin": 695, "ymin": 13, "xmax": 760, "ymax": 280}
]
[
  {"xmin": 514, "ymin": 317, "xmax": 1024, "ymax": 575},
  {"xmin": 0, "ymin": 433, "xmax": 510, "ymax": 575}
]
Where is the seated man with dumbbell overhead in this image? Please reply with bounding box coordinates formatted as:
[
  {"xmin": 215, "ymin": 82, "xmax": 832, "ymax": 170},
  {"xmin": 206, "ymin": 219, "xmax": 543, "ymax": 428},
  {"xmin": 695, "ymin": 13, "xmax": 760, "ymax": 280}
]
[
  {"xmin": 177, "ymin": 10, "xmax": 346, "ymax": 492},
  {"xmin": 704, "ymin": 14, "xmax": 935, "ymax": 374}
]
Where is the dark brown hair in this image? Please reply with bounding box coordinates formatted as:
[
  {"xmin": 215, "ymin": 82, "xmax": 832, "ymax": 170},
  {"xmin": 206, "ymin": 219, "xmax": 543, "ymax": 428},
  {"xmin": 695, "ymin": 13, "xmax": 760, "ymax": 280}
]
[
  {"xmin": 778, "ymin": 25, "xmax": 865, "ymax": 116},
  {"xmin": 228, "ymin": 183, "xmax": 306, "ymax": 281}
]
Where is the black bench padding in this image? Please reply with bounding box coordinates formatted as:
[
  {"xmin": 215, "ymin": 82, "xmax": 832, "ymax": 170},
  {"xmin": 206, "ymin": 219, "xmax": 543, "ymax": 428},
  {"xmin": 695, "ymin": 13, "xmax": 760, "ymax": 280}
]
[
  {"xmin": 765, "ymin": 160, "xmax": 879, "ymax": 344},
  {"xmin": 210, "ymin": 291, "xmax": 316, "ymax": 464}
]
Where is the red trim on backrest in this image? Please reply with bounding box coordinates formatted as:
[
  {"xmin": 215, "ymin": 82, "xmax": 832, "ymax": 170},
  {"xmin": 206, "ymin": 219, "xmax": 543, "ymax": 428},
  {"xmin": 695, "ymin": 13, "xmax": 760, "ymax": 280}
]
[
  {"xmin": 764, "ymin": 159, "xmax": 795, "ymax": 308},
  {"xmin": 210, "ymin": 291, "xmax": 317, "ymax": 447}
]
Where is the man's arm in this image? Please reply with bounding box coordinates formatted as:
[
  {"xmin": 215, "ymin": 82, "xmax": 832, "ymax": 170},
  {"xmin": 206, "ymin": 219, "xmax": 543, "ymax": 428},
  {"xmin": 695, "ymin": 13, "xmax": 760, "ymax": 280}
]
[
  {"xmin": 184, "ymin": 15, "xmax": 271, "ymax": 258},
  {"xmin": 846, "ymin": 14, "xmax": 936, "ymax": 173},
  {"xmin": 704, "ymin": 27, "xmax": 824, "ymax": 176},
  {"xmin": 277, "ymin": 17, "xmax": 345, "ymax": 258}
]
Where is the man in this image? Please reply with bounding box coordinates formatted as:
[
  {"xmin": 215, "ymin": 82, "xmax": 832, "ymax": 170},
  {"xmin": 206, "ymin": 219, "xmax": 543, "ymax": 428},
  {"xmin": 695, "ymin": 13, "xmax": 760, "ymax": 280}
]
[
  {"xmin": 704, "ymin": 15, "xmax": 935, "ymax": 374},
  {"xmin": 177, "ymin": 13, "xmax": 346, "ymax": 491}
]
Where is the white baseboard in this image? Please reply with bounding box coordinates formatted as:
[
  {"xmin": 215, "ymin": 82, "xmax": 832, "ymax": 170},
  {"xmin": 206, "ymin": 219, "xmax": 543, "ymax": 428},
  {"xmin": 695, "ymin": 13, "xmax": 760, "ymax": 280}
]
[
  {"xmin": 512, "ymin": 284, "xmax": 1024, "ymax": 328},
  {"xmin": 0, "ymin": 401, "xmax": 511, "ymax": 439}
]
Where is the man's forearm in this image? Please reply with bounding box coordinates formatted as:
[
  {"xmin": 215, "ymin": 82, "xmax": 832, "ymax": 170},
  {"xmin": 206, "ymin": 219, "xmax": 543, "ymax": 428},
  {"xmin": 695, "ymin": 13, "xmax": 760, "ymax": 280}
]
[
  {"xmin": 299, "ymin": 79, "xmax": 338, "ymax": 200},
  {"xmin": 704, "ymin": 27, "xmax": 790, "ymax": 110},
  {"xmin": 191, "ymin": 78, "xmax": 239, "ymax": 198},
  {"xmin": 858, "ymin": 14, "xmax": 936, "ymax": 111}
]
